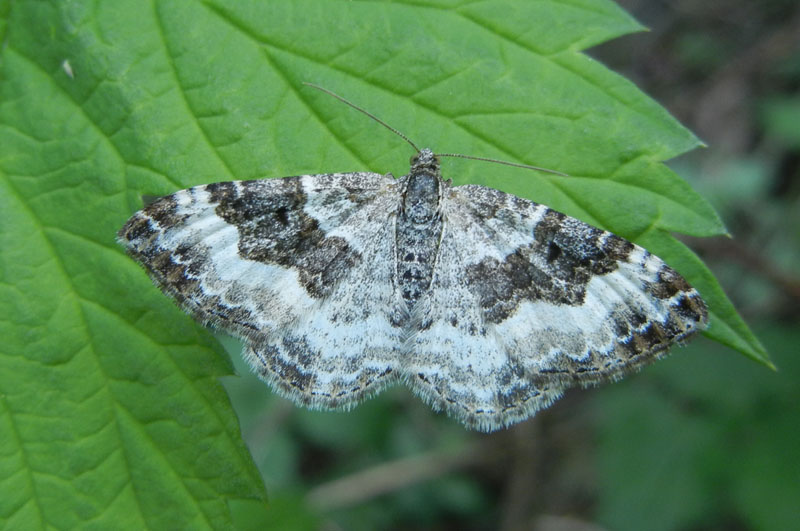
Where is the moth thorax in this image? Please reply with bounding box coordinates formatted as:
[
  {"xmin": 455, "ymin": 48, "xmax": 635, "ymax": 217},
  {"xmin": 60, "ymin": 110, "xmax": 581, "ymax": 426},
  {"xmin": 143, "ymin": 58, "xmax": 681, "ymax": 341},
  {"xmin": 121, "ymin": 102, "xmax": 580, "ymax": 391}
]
[{"xmin": 403, "ymin": 172, "xmax": 440, "ymax": 223}]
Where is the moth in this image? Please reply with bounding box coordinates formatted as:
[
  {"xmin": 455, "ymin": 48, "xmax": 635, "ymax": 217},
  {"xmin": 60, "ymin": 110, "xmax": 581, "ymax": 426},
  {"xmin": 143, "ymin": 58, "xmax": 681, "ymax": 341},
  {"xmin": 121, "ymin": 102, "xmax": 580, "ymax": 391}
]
[{"xmin": 119, "ymin": 86, "xmax": 707, "ymax": 431}]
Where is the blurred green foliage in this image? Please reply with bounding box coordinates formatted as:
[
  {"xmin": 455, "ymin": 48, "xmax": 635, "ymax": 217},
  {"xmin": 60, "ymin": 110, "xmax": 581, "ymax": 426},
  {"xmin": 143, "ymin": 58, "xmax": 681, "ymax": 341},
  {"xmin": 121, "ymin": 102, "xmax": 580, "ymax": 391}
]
[
  {"xmin": 595, "ymin": 326, "xmax": 800, "ymax": 531},
  {"xmin": 222, "ymin": 321, "xmax": 800, "ymax": 530}
]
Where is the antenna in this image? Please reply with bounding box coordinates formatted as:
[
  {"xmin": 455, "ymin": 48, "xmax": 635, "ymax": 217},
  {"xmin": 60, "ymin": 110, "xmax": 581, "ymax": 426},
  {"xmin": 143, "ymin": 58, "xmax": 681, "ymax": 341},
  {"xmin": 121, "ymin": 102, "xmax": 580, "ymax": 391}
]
[
  {"xmin": 303, "ymin": 82, "xmax": 568, "ymax": 177},
  {"xmin": 303, "ymin": 82, "xmax": 420, "ymax": 153},
  {"xmin": 437, "ymin": 153, "xmax": 568, "ymax": 177}
]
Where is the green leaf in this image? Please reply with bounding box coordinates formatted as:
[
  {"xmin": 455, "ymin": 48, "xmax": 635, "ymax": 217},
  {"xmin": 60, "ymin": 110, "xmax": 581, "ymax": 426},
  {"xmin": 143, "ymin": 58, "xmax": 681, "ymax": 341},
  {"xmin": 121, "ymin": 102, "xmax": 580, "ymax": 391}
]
[
  {"xmin": 0, "ymin": 0, "xmax": 769, "ymax": 528},
  {"xmin": 0, "ymin": 1, "xmax": 267, "ymax": 529}
]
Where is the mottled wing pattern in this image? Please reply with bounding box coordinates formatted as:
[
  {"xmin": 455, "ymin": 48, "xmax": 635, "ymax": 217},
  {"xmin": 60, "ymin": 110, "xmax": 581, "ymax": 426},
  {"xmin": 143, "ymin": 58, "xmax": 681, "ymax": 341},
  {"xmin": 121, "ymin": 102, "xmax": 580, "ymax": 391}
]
[
  {"xmin": 119, "ymin": 172, "xmax": 405, "ymax": 407},
  {"xmin": 409, "ymin": 184, "xmax": 708, "ymax": 431},
  {"xmin": 119, "ymin": 147, "xmax": 709, "ymax": 432}
]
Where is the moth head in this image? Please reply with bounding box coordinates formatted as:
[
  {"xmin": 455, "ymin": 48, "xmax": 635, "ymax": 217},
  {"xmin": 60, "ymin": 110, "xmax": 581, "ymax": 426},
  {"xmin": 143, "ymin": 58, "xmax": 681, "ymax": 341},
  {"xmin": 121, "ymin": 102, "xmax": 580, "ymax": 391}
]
[{"xmin": 410, "ymin": 148, "xmax": 440, "ymax": 174}]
